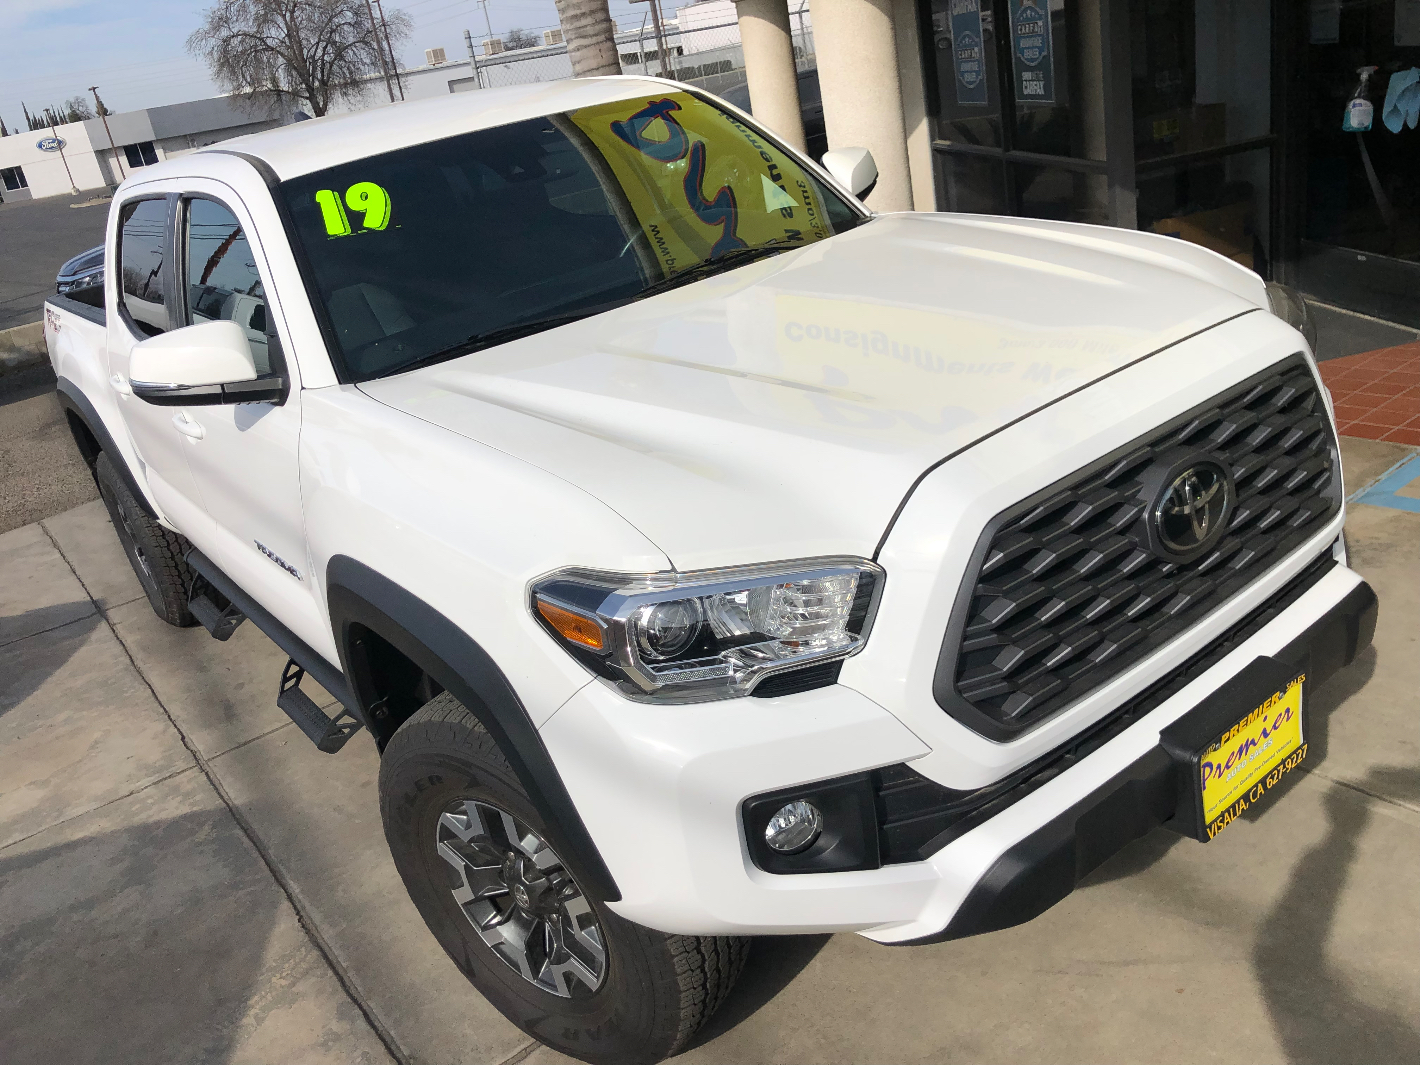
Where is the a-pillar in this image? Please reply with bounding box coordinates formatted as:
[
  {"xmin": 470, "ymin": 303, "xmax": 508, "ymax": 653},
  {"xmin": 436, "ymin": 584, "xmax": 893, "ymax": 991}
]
[
  {"xmin": 734, "ymin": 0, "xmax": 808, "ymax": 153},
  {"xmin": 810, "ymin": 0, "xmax": 913, "ymax": 211}
]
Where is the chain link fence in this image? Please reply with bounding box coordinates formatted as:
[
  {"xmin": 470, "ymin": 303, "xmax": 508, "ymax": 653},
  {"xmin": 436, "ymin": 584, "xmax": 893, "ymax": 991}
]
[{"xmin": 451, "ymin": 5, "xmax": 814, "ymax": 98}]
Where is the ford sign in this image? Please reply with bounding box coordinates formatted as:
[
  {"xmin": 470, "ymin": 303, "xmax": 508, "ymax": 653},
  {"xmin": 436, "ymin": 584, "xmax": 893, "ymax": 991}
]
[{"xmin": 37, "ymin": 136, "xmax": 66, "ymax": 152}]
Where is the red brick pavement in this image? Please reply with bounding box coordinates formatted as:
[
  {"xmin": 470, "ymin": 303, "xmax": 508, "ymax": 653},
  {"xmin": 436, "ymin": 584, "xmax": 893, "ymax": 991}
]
[{"xmin": 1318, "ymin": 341, "xmax": 1420, "ymax": 446}]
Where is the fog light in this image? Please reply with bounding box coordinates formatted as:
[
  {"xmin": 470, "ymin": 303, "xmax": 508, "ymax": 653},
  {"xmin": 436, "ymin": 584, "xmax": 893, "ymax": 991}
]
[{"xmin": 764, "ymin": 801, "xmax": 822, "ymax": 853}]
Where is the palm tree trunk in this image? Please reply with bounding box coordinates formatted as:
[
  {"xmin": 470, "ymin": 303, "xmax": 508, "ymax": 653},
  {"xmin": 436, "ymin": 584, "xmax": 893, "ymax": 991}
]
[{"xmin": 553, "ymin": 0, "xmax": 622, "ymax": 77}]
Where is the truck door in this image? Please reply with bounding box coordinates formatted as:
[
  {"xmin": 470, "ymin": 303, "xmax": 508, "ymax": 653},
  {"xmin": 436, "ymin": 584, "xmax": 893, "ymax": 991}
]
[
  {"xmin": 167, "ymin": 189, "xmax": 331, "ymax": 658},
  {"xmin": 108, "ymin": 194, "xmax": 213, "ymax": 536}
]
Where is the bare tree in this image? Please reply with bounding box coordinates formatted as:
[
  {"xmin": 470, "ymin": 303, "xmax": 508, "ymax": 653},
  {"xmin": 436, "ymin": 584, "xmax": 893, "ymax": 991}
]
[
  {"xmin": 553, "ymin": 0, "xmax": 621, "ymax": 77},
  {"xmin": 187, "ymin": 0, "xmax": 412, "ymax": 117},
  {"xmin": 64, "ymin": 96, "xmax": 94, "ymax": 122},
  {"xmin": 503, "ymin": 27, "xmax": 538, "ymax": 50}
]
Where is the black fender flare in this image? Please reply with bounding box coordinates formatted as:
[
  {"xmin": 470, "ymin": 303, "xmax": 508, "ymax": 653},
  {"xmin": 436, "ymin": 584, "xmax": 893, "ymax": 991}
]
[
  {"xmin": 325, "ymin": 555, "xmax": 621, "ymax": 903},
  {"xmin": 54, "ymin": 375, "xmax": 158, "ymax": 520}
]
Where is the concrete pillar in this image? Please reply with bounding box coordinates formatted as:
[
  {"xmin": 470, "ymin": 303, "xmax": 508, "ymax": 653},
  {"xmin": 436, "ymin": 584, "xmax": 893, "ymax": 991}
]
[
  {"xmin": 810, "ymin": 0, "xmax": 913, "ymax": 211},
  {"xmin": 892, "ymin": 0, "xmax": 934, "ymax": 211},
  {"xmin": 734, "ymin": 0, "xmax": 807, "ymax": 153}
]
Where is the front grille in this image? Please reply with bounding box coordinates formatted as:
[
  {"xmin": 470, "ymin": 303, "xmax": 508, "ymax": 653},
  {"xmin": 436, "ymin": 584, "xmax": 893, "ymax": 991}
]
[
  {"xmin": 883, "ymin": 551, "xmax": 1338, "ymax": 864},
  {"xmin": 935, "ymin": 356, "xmax": 1340, "ymax": 739}
]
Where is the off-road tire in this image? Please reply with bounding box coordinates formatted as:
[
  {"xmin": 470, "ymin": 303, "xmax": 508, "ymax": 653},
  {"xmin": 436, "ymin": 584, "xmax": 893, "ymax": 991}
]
[
  {"xmin": 94, "ymin": 452, "xmax": 197, "ymax": 627},
  {"xmin": 379, "ymin": 692, "xmax": 750, "ymax": 1065}
]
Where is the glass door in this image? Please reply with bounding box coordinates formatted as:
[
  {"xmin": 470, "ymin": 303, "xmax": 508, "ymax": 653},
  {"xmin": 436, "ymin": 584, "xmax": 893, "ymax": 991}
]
[
  {"xmin": 1130, "ymin": 0, "xmax": 1276, "ymax": 275},
  {"xmin": 1292, "ymin": 0, "xmax": 1420, "ymax": 326},
  {"xmin": 922, "ymin": 0, "xmax": 1133, "ymax": 226}
]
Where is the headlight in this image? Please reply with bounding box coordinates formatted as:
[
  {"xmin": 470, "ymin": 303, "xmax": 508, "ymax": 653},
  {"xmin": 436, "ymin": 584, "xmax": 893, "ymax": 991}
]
[
  {"xmin": 1265, "ymin": 281, "xmax": 1318, "ymax": 354},
  {"xmin": 57, "ymin": 271, "xmax": 103, "ymax": 293},
  {"xmin": 530, "ymin": 557, "xmax": 884, "ymax": 702}
]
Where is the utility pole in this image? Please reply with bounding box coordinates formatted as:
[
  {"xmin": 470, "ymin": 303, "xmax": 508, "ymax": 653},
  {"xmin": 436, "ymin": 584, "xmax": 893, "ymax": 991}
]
[
  {"xmin": 364, "ymin": 0, "xmax": 397, "ymax": 102},
  {"xmin": 89, "ymin": 86, "xmax": 125, "ymax": 182},
  {"xmin": 48, "ymin": 119, "xmax": 80, "ymax": 195},
  {"xmin": 478, "ymin": 0, "xmax": 495, "ymax": 48},
  {"xmin": 649, "ymin": 0, "xmax": 671, "ymax": 78},
  {"xmin": 373, "ymin": 0, "xmax": 405, "ymax": 100},
  {"xmin": 631, "ymin": 0, "xmax": 670, "ymax": 78},
  {"xmin": 464, "ymin": 28, "xmax": 485, "ymax": 89}
]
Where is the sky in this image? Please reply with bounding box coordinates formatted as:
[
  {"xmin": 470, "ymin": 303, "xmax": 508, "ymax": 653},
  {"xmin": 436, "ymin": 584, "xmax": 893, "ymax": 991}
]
[{"xmin": 0, "ymin": 0, "xmax": 684, "ymax": 135}]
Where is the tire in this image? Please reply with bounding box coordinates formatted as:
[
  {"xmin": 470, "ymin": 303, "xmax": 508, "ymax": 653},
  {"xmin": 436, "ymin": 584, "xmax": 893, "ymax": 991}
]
[
  {"xmin": 94, "ymin": 452, "xmax": 198, "ymax": 627},
  {"xmin": 379, "ymin": 692, "xmax": 750, "ymax": 1065}
]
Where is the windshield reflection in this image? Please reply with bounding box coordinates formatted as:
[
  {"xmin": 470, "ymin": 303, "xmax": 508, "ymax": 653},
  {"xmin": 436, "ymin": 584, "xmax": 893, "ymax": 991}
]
[{"xmin": 281, "ymin": 91, "xmax": 865, "ymax": 382}]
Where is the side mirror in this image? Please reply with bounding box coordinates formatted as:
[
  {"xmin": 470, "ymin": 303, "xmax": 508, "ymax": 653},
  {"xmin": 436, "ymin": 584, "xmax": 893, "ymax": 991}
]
[
  {"xmin": 130, "ymin": 319, "xmax": 286, "ymax": 405},
  {"xmin": 820, "ymin": 147, "xmax": 879, "ymax": 200}
]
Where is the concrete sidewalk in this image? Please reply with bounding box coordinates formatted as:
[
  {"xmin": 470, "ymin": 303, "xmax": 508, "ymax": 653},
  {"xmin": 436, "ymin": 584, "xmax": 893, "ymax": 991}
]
[{"xmin": 1, "ymin": 440, "xmax": 1416, "ymax": 1065}]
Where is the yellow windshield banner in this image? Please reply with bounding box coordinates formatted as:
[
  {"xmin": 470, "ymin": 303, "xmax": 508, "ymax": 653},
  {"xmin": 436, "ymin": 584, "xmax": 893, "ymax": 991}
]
[{"xmin": 566, "ymin": 92, "xmax": 832, "ymax": 277}]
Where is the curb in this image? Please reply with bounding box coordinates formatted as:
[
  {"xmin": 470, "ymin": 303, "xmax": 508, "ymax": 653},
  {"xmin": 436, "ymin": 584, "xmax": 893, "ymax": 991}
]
[{"xmin": 0, "ymin": 321, "xmax": 47, "ymax": 376}]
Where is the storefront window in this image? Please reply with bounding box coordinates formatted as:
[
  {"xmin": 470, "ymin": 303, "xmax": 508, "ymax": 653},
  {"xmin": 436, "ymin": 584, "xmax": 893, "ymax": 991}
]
[
  {"xmin": 930, "ymin": 0, "xmax": 1005, "ymax": 149},
  {"xmin": 941, "ymin": 152, "xmax": 1008, "ymax": 212},
  {"xmin": 1016, "ymin": 163, "xmax": 1111, "ymax": 223},
  {"xmin": 1295, "ymin": 0, "xmax": 1420, "ymax": 324},
  {"xmin": 928, "ymin": 0, "xmax": 1108, "ymax": 159},
  {"xmin": 1137, "ymin": 147, "xmax": 1271, "ymax": 272},
  {"xmin": 1010, "ymin": 0, "xmax": 1108, "ymax": 159},
  {"xmin": 1129, "ymin": 0, "xmax": 1271, "ymax": 162}
]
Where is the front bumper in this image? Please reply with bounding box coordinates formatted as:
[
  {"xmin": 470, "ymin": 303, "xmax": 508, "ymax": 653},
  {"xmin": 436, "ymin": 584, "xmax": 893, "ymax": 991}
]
[{"xmin": 539, "ymin": 557, "xmax": 1375, "ymax": 939}]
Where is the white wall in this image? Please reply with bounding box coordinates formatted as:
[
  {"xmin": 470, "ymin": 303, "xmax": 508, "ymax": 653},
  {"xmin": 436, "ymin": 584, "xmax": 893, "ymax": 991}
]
[{"xmin": 0, "ymin": 120, "xmax": 108, "ymax": 199}]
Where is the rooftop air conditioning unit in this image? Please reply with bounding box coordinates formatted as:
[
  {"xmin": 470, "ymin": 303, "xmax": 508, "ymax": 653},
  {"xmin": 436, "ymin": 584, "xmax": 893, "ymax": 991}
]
[
  {"xmin": 543, "ymin": 29, "xmax": 564, "ymax": 45},
  {"xmin": 483, "ymin": 38, "xmax": 504, "ymax": 55},
  {"xmin": 425, "ymin": 47, "xmax": 447, "ymax": 65}
]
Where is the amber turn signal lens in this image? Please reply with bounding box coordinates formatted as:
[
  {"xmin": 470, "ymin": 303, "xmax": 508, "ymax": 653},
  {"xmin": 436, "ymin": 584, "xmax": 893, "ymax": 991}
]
[{"xmin": 536, "ymin": 599, "xmax": 605, "ymax": 651}]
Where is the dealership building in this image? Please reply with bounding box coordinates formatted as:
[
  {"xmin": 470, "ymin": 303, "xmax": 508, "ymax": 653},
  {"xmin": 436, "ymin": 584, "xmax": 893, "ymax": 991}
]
[
  {"xmin": 0, "ymin": 58, "xmax": 484, "ymax": 204},
  {"xmin": 0, "ymin": 96, "xmax": 288, "ymax": 202}
]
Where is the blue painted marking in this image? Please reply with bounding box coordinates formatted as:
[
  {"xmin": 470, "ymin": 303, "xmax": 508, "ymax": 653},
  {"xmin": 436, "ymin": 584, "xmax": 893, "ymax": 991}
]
[{"xmin": 1349, "ymin": 451, "xmax": 1420, "ymax": 513}]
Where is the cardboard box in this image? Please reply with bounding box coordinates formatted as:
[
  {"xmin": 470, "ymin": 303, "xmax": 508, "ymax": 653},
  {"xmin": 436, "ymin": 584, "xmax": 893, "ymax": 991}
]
[
  {"xmin": 1151, "ymin": 199, "xmax": 1252, "ymax": 265},
  {"xmin": 1145, "ymin": 103, "xmax": 1228, "ymax": 153}
]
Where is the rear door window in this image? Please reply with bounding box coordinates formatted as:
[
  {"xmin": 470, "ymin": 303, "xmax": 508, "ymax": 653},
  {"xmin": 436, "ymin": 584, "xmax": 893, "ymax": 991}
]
[
  {"xmin": 183, "ymin": 197, "xmax": 271, "ymax": 374},
  {"xmin": 118, "ymin": 197, "xmax": 171, "ymax": 336}
]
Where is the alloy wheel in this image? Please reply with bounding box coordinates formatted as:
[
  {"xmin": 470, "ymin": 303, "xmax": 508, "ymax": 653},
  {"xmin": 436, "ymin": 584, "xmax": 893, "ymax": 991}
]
[{"xmin": 436, "ymin": 797, "xmax": 606, "ymax": 997}]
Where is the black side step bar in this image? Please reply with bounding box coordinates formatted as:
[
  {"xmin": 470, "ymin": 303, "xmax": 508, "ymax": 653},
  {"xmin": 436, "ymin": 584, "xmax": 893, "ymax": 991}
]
[
  {"xmin": 184, "ymin": 549, "xmax": 367, "ymax": 753},
  {"xmin": 278, "ymin": 659, "xmax": 363, "ymax": 752},
  {"xmin": 188, "ymin": 575, "xmax": 247, "ymax": 641}
]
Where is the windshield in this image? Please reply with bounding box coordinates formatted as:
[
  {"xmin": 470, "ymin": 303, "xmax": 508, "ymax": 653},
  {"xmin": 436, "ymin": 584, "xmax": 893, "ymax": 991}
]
[{"xmin": 279, "ymin": 90, "xmax": 865, "ymax": 381}]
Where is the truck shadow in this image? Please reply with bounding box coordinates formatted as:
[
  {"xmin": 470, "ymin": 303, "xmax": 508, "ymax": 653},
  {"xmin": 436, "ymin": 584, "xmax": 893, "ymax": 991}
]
[
  {"xmin": 1252, "ymin": 762, "xmax": 1420, "ymax": 1065},
  {"xmin": 0, "ymin": 807, "xmax": 289, "ymax": 1065},
  {"xmin": 0, "ymin": 603, "xmax": 101, "ymax": 718}
]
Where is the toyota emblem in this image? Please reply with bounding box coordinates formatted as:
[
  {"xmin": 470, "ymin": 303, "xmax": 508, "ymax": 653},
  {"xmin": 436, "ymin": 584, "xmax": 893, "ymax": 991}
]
[{"xmin": 1154, "ymin": 464, "xmax": 1230, "ymax": 555}]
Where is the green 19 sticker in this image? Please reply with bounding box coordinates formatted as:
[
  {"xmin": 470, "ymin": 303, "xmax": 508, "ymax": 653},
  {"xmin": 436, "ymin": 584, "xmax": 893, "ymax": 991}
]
[{"xmin": 315, "ymin": 182, "xmax": 392, "ymax": 237}]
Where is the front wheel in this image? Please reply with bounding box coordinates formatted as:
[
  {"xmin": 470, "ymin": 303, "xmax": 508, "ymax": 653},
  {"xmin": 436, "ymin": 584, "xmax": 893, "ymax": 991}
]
[{"xmin": 378, "ymin": 693, "xmax": 749, "ymax": 1065}]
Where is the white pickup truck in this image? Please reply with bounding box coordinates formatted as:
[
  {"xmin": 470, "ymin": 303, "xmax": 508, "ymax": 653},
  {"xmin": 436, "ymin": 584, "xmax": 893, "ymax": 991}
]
[{"xmin": 43, "ymin": 76, "xmax": 1375, "ymax": 1064}]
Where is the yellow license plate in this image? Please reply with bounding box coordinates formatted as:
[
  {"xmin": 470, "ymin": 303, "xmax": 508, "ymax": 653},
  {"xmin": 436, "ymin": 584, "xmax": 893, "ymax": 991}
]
[{"xmin": 1199, "ymin": 676, "xmax": 1307, "ymax": 838}]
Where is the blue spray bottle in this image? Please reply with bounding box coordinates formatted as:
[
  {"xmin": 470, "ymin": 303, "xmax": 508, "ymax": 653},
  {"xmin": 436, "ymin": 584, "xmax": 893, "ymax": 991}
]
[{"xmin": 1342, "ymin": 66, "xmax": 1379, "ymax": 132}]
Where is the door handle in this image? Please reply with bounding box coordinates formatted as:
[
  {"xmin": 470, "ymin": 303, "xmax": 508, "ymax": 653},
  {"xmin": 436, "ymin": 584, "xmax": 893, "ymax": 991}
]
[
  {"xmin": 110, "ymin": 373, "xmax": 132, "ymax": 395},
  {"xmin": 172, "ymin": 412, "xmax": 205, "ymax": 440}
]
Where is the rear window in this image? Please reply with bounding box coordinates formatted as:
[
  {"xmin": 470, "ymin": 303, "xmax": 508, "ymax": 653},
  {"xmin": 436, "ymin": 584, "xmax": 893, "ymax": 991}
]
[{"xmin": 280, "ymin": 91, "xmax": 862, "ymax": 381}]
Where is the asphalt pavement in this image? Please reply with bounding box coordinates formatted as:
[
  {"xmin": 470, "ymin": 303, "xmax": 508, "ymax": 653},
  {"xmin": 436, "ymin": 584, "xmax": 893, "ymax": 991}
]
[
  {"xmin": 0, "ymin": 191, "xmax": 110, "ymax": 331},
  {"xmin": 1, "ymin": 436, "xmax": 1417, "ymax": 1065}
]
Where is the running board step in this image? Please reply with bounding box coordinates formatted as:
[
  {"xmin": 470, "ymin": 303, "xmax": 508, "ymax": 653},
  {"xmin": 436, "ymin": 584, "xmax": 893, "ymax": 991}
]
[
  {"xmin": 188, "ymin": 577, "xmax": 246, "ymax": 641},
  {"xmin": 277, "ymin": 659, "xmax": 364, "ymax": 753}
]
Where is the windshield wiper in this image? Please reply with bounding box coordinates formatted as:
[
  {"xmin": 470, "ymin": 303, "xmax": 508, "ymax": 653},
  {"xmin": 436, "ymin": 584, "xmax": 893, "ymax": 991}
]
[
  {"xmin": 373, "ymin": 309, "xmax": 605, "ymax": 379},
  {"xmin": 635, "ymin": 239, "xmax": 800, "ymax": 300}
]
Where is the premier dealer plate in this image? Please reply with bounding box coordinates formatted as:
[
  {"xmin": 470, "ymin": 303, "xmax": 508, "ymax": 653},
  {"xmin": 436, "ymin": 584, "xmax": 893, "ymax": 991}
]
[{"xmin": 1160, "ymin": 657, "xmax": 1310, "ymax": 840}]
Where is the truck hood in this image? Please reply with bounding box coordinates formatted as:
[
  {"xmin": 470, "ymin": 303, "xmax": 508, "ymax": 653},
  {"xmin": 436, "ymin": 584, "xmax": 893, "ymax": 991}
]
[{"xmin": 360, "ymin": 212, "xmax": 1268, "ymax": 570}]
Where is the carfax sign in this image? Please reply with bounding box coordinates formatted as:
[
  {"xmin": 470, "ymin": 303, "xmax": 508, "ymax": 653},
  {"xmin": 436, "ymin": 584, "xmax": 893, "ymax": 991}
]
[
  {"xmin": 950, "ymin": 0, "xmax": 989, "ymax": 106},
  {"xmin": 1010, "ymin": 0, "xmax": 1055, "ymax": 104}
]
